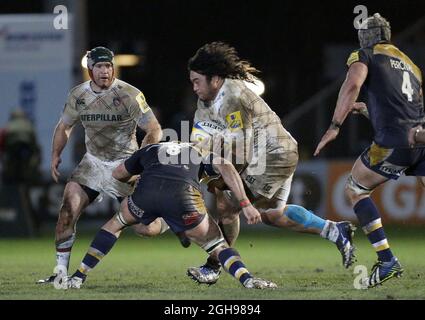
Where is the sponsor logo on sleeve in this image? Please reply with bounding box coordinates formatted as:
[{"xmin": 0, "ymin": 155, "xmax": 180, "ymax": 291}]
[{"xmin": 136, "ymin": 92, "xmax": 151, "ymax": 113}]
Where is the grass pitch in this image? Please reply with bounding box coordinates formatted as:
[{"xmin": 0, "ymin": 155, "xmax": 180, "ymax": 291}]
[{"xmin": 0, "ymin": 227, "xmax": 424, "ymax": 300}]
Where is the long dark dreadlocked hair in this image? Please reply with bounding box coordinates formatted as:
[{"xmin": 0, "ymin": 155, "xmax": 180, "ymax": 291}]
[{"xmin": 188, "ymin": 42, "xmax": 260, "ymax": 83}]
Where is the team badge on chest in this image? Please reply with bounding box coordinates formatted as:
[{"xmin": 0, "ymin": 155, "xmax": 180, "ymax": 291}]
[
  {"xmin": 113, "ymin": 97, "xmax": 121, "ymax": 107},
  {"xmin": 226, "ymin": 111, "xmax": 244, "ymax": 132}
]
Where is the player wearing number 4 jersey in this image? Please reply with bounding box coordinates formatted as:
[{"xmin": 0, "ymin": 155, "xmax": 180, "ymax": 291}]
[{"xmin": 315, "ymin": 13, "xmax": 424, "ymax": 288}]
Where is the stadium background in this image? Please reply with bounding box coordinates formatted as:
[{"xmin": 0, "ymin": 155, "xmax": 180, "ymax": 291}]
[{"xmin": 0, "ymin": 0, "xmax": 425, "ymax": 300}]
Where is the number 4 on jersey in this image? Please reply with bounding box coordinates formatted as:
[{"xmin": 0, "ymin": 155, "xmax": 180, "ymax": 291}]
[{"xmin": 401, "ymin": 71, "xmax": 414, "ymax": 102}]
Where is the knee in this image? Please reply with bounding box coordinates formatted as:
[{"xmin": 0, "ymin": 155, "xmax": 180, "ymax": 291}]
[
  {"xmin": 216, "ymin": 192, "xmax": 239, "ymax": 214},
  {"xmin": 216, "ymin": 195, "xmax": 238, "ymax": 218},
  {"xmin": 345, "ymin": 175, "xmax": 372, "ymax": 206},
  {"xmin": 216, "ymin": 198, "xmax": 226, "ymax": 213},
  {"xmin": 344, "ymin": 183, "xmax": 357, "ymax": 205}
]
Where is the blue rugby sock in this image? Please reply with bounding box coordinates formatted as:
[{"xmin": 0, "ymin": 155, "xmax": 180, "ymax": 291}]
[
  {"xmin": 218, "ymin": 248, "xmax": 252, "ymax": 286},
  {"xmin": 74, "ymin": 229, "xmax": 118, "ymax": 280},
  {"xmin": 354, "ymin": 198, "xmax": 393, "ymax": 262},
  {"xmin": 284, "ymin": 205, "xmax": 326, "ymax": 230}
]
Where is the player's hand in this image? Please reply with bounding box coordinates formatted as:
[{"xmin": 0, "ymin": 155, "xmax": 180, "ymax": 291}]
[
  {"xmin": 350, "ymin": 102, "xmax": 367, "ymax": 114},
  {"xmin": 408, "ymin": 125, "xmax": 422, "ymax": 147},
  {"xmin": 242, "ymin": 205, "xmax": 262, "ymax": 225},
  {"xmin": 351, "ymin": 102, "xmax": 369, "ymax": 119},
  {"xmin": 51, "ymin": 155, "xmax": 62, "ymax": 183},
  {"xmin": 314, "ymin": 129, "xmax": 339, "ymax": 156}
]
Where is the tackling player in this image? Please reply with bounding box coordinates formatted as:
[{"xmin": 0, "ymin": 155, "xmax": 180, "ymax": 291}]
[{"xmin": 65, "ymin": 142, "xmax": 277, "ymax": 290}]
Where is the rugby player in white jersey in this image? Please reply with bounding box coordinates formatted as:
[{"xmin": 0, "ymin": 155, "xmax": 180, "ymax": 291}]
[
  {"xmin": 37, "ymin": 47, "xmax": 163, "ymax": 284},
  {"xmin": 186, "ymin": 42, "xmax": 356, "ymax": 284}
]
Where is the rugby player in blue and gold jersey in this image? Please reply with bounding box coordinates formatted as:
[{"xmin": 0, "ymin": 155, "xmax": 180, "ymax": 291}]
[
  {"xmin": 315, "ymin": 13, "xmax": 424, "ymax": 288},
  {"xmin": 64, "ymin": 142, "xmax": 277, "ymax": 290}
]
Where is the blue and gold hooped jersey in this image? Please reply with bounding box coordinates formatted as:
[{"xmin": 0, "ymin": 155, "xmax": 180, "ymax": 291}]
[{"xmin": 347, "ymin": 43, "xmax": 424, "ymax": 148}]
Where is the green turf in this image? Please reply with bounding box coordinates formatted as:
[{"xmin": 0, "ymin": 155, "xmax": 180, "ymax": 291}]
[{"xmin": 0, "ymin": 227, "xmax": 424, "ymax": 300}]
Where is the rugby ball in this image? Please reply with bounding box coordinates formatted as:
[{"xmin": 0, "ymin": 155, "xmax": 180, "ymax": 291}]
[{"xmin": 191, "ymin": 121, "xmax": 225, "ymax": 143}]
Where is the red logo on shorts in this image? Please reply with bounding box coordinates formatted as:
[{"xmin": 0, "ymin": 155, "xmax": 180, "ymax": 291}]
[{"xmin": 182, "ymin": 212, "xmax": 201, "ymax": 225}]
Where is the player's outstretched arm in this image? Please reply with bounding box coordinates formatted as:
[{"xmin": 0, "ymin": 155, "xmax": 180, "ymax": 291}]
[
  {"xmin": 213, "ymin": 158, "xmax": 261, "ymax": 225},
  {"xmin": 314, "ymin": 62, "xmax": 368, "ymax": 156},
  {"xmin": 51, "ymin": 120, "xmax": 73, "ymax": 183}
]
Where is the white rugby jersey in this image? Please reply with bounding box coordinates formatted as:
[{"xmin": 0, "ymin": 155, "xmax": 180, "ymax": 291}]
[
  {"xmin": 62, "ymin": 79, "xmax": 152, "ymax": 161},
  {"xmin": 192, "ymin": 79, "xmax": 298, "ymax": 198}
]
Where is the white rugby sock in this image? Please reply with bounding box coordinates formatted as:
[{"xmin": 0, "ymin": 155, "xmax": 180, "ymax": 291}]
[
  {"xmin": 55, "ymin": 233, "xmax": 76, "ymax": 271},
  {"xmin": 320, "ymin": 220, "xmax": 339, "ymax": 243}
]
